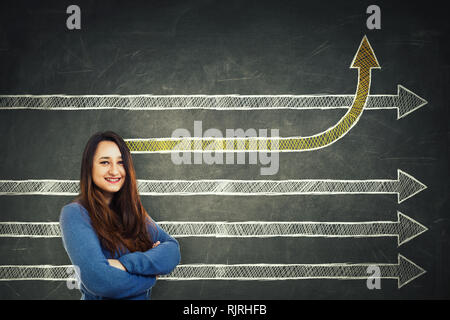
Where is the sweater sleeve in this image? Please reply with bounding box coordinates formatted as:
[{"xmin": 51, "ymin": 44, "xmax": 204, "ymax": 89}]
[
  {"xmin": 118, "ymin": 217, "xmax": 181, "ymax": 276},
  {"xmin": 59, "ymin": 203, "xmax": 156, "ymax": 299}
]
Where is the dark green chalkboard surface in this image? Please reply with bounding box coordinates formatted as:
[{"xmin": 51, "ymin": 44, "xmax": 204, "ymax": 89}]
[{"xmin": 0, "ymin": 0, "xmax": 448, "ymax": 299}]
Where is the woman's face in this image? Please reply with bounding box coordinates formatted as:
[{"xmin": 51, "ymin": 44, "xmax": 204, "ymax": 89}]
[{"xmin": 92, "ymin": 140, "xmax": 126, "ymax": 201}]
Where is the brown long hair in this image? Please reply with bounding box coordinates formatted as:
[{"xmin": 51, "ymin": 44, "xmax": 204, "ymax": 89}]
[{"xmin": 75, "ymin": 131, "xmax": 155, "ymax": 256}]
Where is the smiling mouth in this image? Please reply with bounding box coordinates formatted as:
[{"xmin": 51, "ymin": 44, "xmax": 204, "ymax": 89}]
[{"xmin": 105, "ymin": 177, "xmax": 121, "ymax": 184}]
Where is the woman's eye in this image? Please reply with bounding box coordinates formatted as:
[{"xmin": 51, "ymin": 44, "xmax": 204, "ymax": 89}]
[{"xmin": 99, "ymin": 160, "xmax": 123, "ymax": 165}]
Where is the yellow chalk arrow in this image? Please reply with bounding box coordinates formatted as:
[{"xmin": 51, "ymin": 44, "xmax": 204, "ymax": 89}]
[{"xmin": 125, "ymin": 36, "xmax": 380, "ymax": 153}]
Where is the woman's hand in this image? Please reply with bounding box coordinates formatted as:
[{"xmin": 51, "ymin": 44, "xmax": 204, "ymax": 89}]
[
  {"xmin": 108, "ymin": 259, "xmax": 126, "ymax": 271},
  {"xmin": 152, "ymin": 241, "xmax": 161, "ymax": 279}
]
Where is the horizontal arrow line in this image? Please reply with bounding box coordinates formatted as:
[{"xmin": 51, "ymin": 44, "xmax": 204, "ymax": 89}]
[
  {"xmin": 138, "ymin": 211, "xmax": 429, "ymax": 246},
  {"xmin": 0, "ymin": 212, "xmax": 427, "ymax": 246},
  {"xmin": 163, "ymin": 254, "xmax": 426, "ymax": 288},
  {"xmin": 0, "ymin": 222, "xmax": 61, "ymax": 238},
  {"xmin": 0, "ymin": 254, "xmax": 426, "ymax": 288},
  {"xmin": 0, "ymin": 169, "xmax": 427, "ymax": 203},
  {"xmin": 0, "ymin": 85, "xmax": 426, "ymax": 119}
]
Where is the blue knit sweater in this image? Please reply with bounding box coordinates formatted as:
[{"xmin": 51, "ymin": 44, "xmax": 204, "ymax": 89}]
[{"xmin": 59, "ymin": 202, "xmax": 181, "ymax": 300}]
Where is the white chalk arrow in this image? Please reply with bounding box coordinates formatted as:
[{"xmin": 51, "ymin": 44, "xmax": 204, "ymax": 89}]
[
  {"xmin": 0, "ymin": 254, "xmax": 426, "ymax": 288},
  {"xmin": 158, "ymin": 211, "xmax": 428, "ymax": 246},
  {"xmin": 135, "ymin": 169, "xmax": 427, "ymax": 204},
  {"xmin": 163, "ymin": 254, "xmax": 426, "ymax": 289},
  {"xmin": 0, "ymin": 212, "xmax": 427, "ymax": 247},
  {"xmin": 367, "ymin": 85, "xmax": 428, "ymax": 119},
  {"xmin": 0, "ymin": 85, "xmax": 426, "ymax": 119},
  {"xmin": 0, "ymin": 169, "xmax": 426, "ymax": 204}
]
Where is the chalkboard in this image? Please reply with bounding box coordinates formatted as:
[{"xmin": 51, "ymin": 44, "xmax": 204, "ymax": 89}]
[{"xmin": 0, "ymin": 0, "xmax": 448, "ymax": 300}]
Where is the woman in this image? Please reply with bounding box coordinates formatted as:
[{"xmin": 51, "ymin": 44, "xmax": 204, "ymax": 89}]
[{"xmin": 59, "ymin": 131, "xmax": 180, "ymax": 300}]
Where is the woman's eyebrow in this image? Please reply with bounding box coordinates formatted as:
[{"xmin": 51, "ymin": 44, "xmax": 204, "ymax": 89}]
[{"xmin": 98, "ymin": 156, "xmax": 123, "ymax": 160}]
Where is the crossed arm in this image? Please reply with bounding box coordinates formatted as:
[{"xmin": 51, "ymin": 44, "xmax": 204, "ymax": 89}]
[
  {"xmin": 117, "ymin": 216, "xmax": 180, "ymax": 276},
  {"xmin": 59, "ymin": 203, "xmax": 181, "ymax": 299},
  {"xmin": 107, "ymin": 240, "xmax": 160, "ymax": 273},
  {"xmin": 107, "ymin": 239, "xmax": 159, "ymax": 271}
]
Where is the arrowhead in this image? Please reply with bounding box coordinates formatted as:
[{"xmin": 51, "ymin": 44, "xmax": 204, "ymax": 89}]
[
  {"xmin": 396, "ymin": 211, "xmax": 428, "ymax": 246},
  {"xmin": 397, "ymin": 254, "xmax": 426, "ymax": 288},
  {"xmin": 397, "ymin": 169, "xmax": 427, "ymax": 203},
  {"xmin": 350, "ymin": 35, "xmax": 380, "ymax": 69},
  {"xmin": 396, "ymin": 85, "xmax": 428, "ymax": 119}
]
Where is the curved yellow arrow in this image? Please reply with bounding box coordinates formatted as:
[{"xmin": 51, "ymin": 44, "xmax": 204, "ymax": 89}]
[{"xmin": 125, "ymin": 36, "xmax": 380, "ymax": 153}]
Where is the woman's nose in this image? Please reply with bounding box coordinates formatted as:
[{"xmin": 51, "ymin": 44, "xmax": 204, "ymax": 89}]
[{"xmin": 109, "ymin": 163, "xmax": 120, "ymax": 175}]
